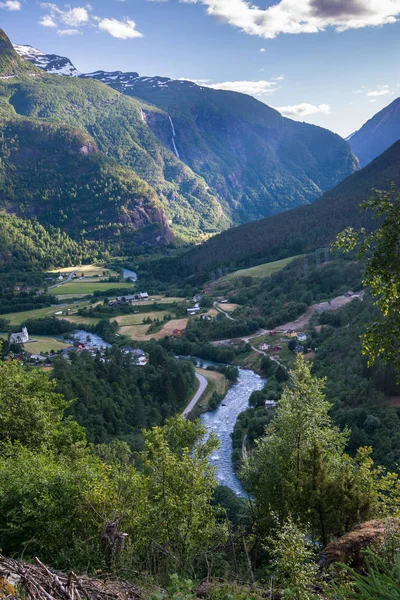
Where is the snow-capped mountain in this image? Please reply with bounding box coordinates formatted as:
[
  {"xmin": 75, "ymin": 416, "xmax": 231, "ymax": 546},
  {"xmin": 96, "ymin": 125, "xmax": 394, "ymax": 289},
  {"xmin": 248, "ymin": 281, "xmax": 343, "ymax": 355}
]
[
  {"xmin": 80, "ymin": 71, "xmax": 200, "ymax": 93},
  {"xmin": 13, "ymin": 44, "xmax": 80, "ymax": 76},
  {"xmin": 13, "ymin": 44, "xmax": 204, "ymax": 92}
]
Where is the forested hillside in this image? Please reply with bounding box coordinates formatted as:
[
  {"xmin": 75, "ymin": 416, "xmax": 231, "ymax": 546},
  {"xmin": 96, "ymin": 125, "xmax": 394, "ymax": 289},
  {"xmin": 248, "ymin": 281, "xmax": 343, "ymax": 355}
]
[
  {"xmin": 0, "ymin": 29, "xmax": 225, "ymax": 245},
  {"xmin": 0, "ymin": 119, "xmax": 171, "ymax": 246},
  {"xmin": 0, "ymin": 212, "xmax": 100, "ymax": 272},
  {"xmin": 173, "ymin": 138, "xmax": 400, "ymax": 279},
  {"xmin": 16, "ymin": 41, "xmax": 358, "ymax": 225}
]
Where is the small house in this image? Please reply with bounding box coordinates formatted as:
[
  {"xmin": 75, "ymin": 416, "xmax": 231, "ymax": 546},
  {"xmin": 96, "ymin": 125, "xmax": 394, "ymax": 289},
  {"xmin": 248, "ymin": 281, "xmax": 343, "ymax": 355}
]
[
  {"xmin": 265, "ymin": 400, "xmax": 277, "ymax": 409},
  {"xmin": 58, "ymin": 275, "xmax": 64, "ymax": 281},
  {"xmin": 297, "ymin": 332, "xmax": 307, "ymax": 342},
  {"xmin": 122, "ymin": 347, "xmax": 145, "ymax": 358},
  {"xmin": 294, "ymin": 345, "xmax": 304, "ymax": 354},
  {"xmin": 259, "ymin": 343, "xmax": 270, "ymax": 351},
  {"xmin": 28, "ymin": 354, "xmax": 47, "ymax": 363},
  {"xmin": 286, "ymin": 329, "xmax": 297, "ymax": 338}
]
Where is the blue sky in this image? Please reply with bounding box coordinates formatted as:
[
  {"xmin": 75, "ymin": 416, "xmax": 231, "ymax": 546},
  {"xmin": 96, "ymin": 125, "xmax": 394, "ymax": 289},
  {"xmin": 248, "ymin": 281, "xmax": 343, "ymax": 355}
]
[{"xmin": 2, "ymin": 0, "xmax": 400, "ymax": 137}]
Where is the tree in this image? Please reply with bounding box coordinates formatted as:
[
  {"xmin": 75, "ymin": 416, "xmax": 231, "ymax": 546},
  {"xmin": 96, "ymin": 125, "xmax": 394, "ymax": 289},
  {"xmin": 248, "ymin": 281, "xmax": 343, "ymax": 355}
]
[
  {"xmin": 335, "ymin": 187, "xmax": 400, "ymax": 371},
  {"xmin": 136, "ymin": 417, "xmax": 227, "ymax": 572},
  {"xmin": 267, "ymin": 517, "xmax": 318, "ymax": 600},
  {"xmin": 242, "ymin": 357, "xmax": 382, "ymax": 544},
  {"xmin": 0, "ymin": 359, "xmax": 85, "ymax": 453}
]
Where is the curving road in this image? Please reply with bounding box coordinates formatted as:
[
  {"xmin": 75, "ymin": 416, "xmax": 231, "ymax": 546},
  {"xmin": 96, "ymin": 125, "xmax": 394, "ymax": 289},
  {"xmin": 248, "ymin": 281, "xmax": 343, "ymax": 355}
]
[{"xmin": 181, "ymin": 372, "xmax": 208, "ymax": 418}]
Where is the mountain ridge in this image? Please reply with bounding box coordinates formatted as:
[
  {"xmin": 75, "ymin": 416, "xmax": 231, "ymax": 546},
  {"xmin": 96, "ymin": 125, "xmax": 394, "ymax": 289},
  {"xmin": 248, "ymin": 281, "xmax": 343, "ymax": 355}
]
[
  {"xmin": 348, "ymin": 97, "xmax": 400, "ymax": 166},
  {"xmin": 13, "ymin": 41, "xmax": 359, "ymax": 225},
  {"xmin": 173, "ymin": 138, "xmax": 400, "ymax": 278}
]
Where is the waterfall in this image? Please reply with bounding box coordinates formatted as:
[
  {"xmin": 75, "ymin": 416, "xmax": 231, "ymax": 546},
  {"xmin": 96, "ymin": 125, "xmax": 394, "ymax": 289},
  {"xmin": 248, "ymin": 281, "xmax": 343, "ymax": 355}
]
[
  {"xmin": 169, "ymin": 116, "xmax": 180, "ymax": 159},
  {"xmin": 140, "ymin": 108, "xmax": 146, "ymax": 123}
]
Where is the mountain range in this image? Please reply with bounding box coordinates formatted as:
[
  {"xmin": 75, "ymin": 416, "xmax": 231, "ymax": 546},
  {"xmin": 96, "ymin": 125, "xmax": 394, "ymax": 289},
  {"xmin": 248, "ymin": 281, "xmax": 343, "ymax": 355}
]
[
  {"xmin": 3, "ymin": 28, "xmax": 398, "ymax": 276},
  {"xmin": 348, "ymin": 97, "xmax": 400, "ymax": 167},
  {"xmin": 173, "ymin": 137, "xmax": 400, "ymax": 278},
  {"xmin": 11, "ymin": 38, "xmax": 357, "ymax": 226}
]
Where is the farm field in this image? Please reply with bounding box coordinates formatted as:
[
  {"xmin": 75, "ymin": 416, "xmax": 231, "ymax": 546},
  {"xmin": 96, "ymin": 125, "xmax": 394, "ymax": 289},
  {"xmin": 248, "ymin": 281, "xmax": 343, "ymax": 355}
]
[
  {"xmin": 139, "ymin": 296, "xmax": 188, "ymax": 305},
  {"xmin": 49, "ymin": 264, "xmax": 118, "ymax": 278},
  {"xmin": 217, "ymin": 303, "xmax": 239, "ymax": 312},
  {"xmin": 120, "ymin": 318, "xmax": 188, "ymax": 341},
  {"xmin": 224, "ymin": 255, "xmax": 302, "ymax": 281},
  {"xmin": 54, "ymin": 282, "xmax": 133, "ymax": 295},
  {"xmin": 24, "ymin": 336, "xmax": 72, "ymax": 354},
  {"xmin": 3, "ymin": 306, "xmax": 65, "ymax": 326},
  {"xmin": 115, "ymin": 311, "xmax": 171, "ymax": 326},
  {"xmin": 64, "ymin": 315, "xmax": 102, "ymax": 326}
]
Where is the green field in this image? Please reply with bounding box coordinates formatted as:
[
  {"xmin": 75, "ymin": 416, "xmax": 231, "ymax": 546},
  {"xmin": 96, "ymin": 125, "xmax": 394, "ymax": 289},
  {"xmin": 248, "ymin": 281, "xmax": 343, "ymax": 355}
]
[
  {"xmin": 54, "ymin": 282, "xmax": 133, "ymax": 295},
  {"xmin": 115, "ymin": 311, "xmax": 171, "ymax": 326},
  {"xmin": 24, "ymin": 337, "xmax": 72, "ymax": 354},
  {"xmin": 50, "ymin": 264, "xmax": 118, "ymax": 278},
  {"xmin": 225, "ymin": 255, "xmax": 302, "ymax": 280},
  {"xmin": 2, "ymin": 306, "xmax": 64, "ymax": 326}
]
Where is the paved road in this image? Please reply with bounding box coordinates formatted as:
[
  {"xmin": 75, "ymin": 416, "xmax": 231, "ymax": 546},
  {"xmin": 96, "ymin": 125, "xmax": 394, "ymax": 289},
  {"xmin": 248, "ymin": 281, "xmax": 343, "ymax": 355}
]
[
  {"xmin": 181, "ymin": 372, "xmax": 208, "ymax": 418},
  {"xmin": 50, "ymin": 269, "xmax": 76, "ymax": 289}
]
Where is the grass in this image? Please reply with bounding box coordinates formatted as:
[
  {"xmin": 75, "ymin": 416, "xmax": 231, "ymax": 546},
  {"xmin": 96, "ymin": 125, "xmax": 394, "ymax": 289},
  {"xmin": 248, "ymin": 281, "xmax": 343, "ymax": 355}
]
[
  {"xmin": 115, "ymin": 312, "xmax": 171, "ymax": 326},
  {"xmin": 24, "ymin": 336, "xmax": 72, "ymax": 354},
  {"xmin": 217, "ymin": 303, "xmax": 239, "ymax": 312},
  {"xmin": 2, "ymin": 306, "xmax": 65, "ymax": 326},
  {"xmin": 64, "ymin": 315, "xmax": 102, "ymax": 326},
  {"xmin": 49, "ymin": 264, "xmax": 118, "ymax": 278},
  {"xmin": 53, "ymin": 282, "xmax": 133, "ymax": 295},
  {"xmin": 1, "ymin": 301, "xmax": 95, "ymax": 327},
  {"xmin": 189, "ymin": 368, "xmax": 228, "ymax": 418},
  {"xmin": 224, "ymin": 255, "xmax": 302, "ymax": 281},
  {"xmin": 119, "ymin": 318, "xmax": 189, "ymax": 341}
]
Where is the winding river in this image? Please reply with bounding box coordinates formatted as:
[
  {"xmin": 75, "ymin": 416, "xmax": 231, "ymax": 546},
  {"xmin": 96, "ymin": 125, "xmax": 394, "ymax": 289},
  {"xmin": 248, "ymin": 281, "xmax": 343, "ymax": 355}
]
[{"xmin": 198, "ymin": 362, "xmax": 265, "ymax": 496}]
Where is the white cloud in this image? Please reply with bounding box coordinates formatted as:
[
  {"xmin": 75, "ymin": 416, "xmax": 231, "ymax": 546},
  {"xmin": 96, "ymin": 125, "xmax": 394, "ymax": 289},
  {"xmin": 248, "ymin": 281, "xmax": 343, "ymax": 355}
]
[
  {"xmin": 260, "ymin": 47, "xmax": 265, "ymax": 52},
  {"xmin": 0, "ymin": 0, "xmax": 21, "ymax": 10},
  {"xmin": 57, "ymin": 28, "xmax": 81, "ymax": 35},
  {"xmin": 40, "ymin": 4, "xmax": 90, "ymax": 30},
  {"xmin": 206, "ymin": 79, "xmax": 280, "ymax": 96},
  {"xmin": 98, "ymin": 17, "xmax": 144, "ymax": 39},
  {"xmin": 366, "ymin": 85, "xmax": 391, "ymax": 96},
  {"xmin": 61, "ymin": 7, "xmax": 89, "ymax": 26},
  {"xmin": 39, "ymin": 15, "xmax": 57, "ymax": 27},
  {"xmin": 274, "ymin": 103, "xmax": 331, "ymax": 117},
  {"xmin": 181, "ymin": 0, "xmax": 400, "ymax": 38},
  {"xmin": 39, "ymin": 4, "xmax": 144, "ymax": 39}
]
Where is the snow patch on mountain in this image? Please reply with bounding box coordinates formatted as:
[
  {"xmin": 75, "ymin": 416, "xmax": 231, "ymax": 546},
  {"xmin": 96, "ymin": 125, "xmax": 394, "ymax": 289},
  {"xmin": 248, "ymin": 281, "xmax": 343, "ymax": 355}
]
[{"xmin": 13, "ymin": 44, "xmax": 80, "ymax": 77}]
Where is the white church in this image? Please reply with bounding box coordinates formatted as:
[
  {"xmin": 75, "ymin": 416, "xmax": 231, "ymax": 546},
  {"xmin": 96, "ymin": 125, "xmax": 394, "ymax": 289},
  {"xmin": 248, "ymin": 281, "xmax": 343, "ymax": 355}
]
[{"xmin": 10, "ymin": 327, "xmax": 29, "ymax": 345}]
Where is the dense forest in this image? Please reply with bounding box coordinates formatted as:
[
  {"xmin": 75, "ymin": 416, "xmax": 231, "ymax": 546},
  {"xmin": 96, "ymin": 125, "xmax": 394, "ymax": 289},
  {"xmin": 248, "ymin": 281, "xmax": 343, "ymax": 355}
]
[
  {"xmin": 153, "ymin": 139, "xmax": 400, "ymax": 281},
  {"xmin": 51, "ymin": 345, "xmax": 196, "ymax": 449}
]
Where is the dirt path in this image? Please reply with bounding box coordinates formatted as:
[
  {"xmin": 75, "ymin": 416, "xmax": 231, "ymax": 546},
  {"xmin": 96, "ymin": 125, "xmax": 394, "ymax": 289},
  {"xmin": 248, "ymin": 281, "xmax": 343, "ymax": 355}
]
[{"xmin": 275, "ymin": 291, "xmax": 365, "ymax": 332}]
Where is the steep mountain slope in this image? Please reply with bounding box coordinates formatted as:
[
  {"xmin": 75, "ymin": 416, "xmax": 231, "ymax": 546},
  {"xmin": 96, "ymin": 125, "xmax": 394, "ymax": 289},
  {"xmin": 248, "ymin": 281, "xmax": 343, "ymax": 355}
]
[
  {"xmin": 176, "ymin": 139, "xmax": 400, "ymax": 277},
  {"xmin": 0, "ymin": 31, "xmax": 41, "ymax": 77},
  {"xmin": 15, "ymin": 43, "xmax": 359, "ymax": 224},
  {"xmin": 348, "ymin": 98, "xmax": 400, "ymax": 167},
  {"xmin": 0, "ymin": 212, "xmax": 100, "ymax": 272},
  {"xmin": 0, "ymin": 30, "xmax": 225, "ymax": 244},
  {"xmin": 0, "ymin": 119, "xmax": 171, "ymax": 247}
]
